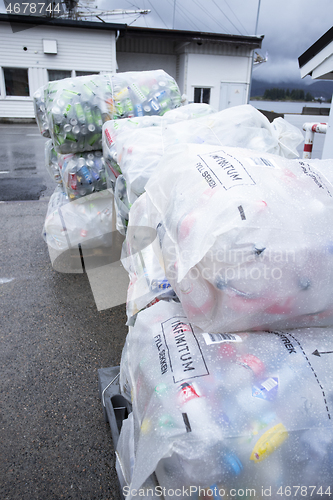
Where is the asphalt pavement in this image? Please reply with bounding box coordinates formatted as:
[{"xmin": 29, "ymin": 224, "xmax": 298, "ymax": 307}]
[{"xmin": 0, "ymin": 124, "xmax": 127, "ymax": 500}]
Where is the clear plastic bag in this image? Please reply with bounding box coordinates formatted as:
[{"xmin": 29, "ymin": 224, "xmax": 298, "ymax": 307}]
[
  {"xmin": 121, "ymin": 193, "xmax": 177, "ymax": 323},
  {"xmin": 43, "ymin": 188, "xmax": 113, "ymax": 252},
  {"xmin": 145, "ymin": 143, "xmax": 333, "ymax": 333},
  {"xmin": 119, "ymin": 300, "xmax": 333, "ymax": 497},
  {"xmin": 164, "ymin": 104, "xmax": 304, "ymax": 159}
]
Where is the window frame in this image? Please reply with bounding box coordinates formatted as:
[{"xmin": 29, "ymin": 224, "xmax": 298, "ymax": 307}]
[
  {"xmin": 193, "ymin": 86, "xmax": 212, "ymax": 105},
  {"xmin": 74, "ymin": 70, "xmax": 100, "ymax": 77},
  {"xmin": 0, "ymin": 67, "xmax": 31, "ymax": 99},
  {"xmin": 47, "ymin": 69, "xmax": 73, "ymax": 82}
]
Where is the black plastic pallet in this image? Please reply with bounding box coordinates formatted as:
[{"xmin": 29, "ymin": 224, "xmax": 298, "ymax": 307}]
[
  {"xmin": 98, "ymin": 366, "xmax": 131, "ymax": 500},
  {"xmin": 98, "ymin": 366, "xmax": 162, "ymax": 500}
]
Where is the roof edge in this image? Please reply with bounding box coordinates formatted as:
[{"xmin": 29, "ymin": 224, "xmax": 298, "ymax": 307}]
[
  {"xmin": 0, "ymin": 13, "xmax": 263, "ymax": 47},
  {"xmin": 121, "ymin": 25, "xmax": 264, "ymax": 46},
  {"xmin": 0, "ymin": 13, "xmax": 127, "ymax": 30},
  {"xmin": 299, "ymin": 26, "xmax": 333, "ymax": 68}
]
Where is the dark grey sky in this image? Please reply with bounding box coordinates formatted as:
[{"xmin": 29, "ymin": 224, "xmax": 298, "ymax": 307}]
[{"xmin": 95, "ymin": 0, "xmax": 332, "ymax": 85}]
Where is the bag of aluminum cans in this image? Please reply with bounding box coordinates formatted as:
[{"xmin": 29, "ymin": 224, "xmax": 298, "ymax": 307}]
[
  {"xmin": 145, "ymin": 143, "xmax": 333, "ymax": 333},
  {"xmin": 44, "ymin": 73, "xmax": 113, "ymax": 153},
  {"xmin": 121, "ymin": 193, "xmax": 177, "ymax": 323},
  {"xmin": 33, "ymin": 85, "xmax": 51, "ymax": 138},
  {"xmin": 41, "ymin": 70, "xmax": 182, "ymax": 154},
  {"xmin": 118, "ymin": 300, "xmax": 333, "ymax": 499},
  {"xmin": 111, "ymin": 70, "xmax": 182, "ymax": 119},
  {"xmin": 60, "ymin": 150, "xmax": 107, "ymax": 200}
]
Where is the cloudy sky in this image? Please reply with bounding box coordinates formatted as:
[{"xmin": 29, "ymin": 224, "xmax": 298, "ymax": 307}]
[{"xmin": 93, "ymin": 0, "xmax": 332, "ymax": 85}]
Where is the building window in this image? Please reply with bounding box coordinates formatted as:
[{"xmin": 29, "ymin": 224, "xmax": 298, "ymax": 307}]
[
  {"xmin": 75, "ymin": 71, "xmax": 99, "ymax": 77},
  {"xmin": 48, "ymin": 70, "xmax": 71, "ymax": 82},
  {"xmin": 194, "ymin": 87, "xmax": 211, "ymax": 104},
  {"xmin": 4, "ymin": 68, "xmax": 29, "ymax": 96}
]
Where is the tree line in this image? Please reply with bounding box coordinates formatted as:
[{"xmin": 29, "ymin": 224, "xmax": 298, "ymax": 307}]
[{"xmin": 263, "ymin": 88, "xmax": 313, "ymax": 101}]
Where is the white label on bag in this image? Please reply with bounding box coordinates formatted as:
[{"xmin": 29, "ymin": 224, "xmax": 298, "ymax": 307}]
[
  {"xmin": 203, "ymin": 333, "xmax": 243, "ymax": 345},
  {"xmin": 261, "ymin": 377, "xmax": 278, "ymax": 392},
  {"xmin": 196, "ymin": 149, "xmax": 256, "ymax": 190},
  {"xmin": 248, "ymin": 157, "xmax": 277, "ymax": 168},
  {"xmin": 160, "ymin": 316, "xmax": 209, "ymax": 383}
]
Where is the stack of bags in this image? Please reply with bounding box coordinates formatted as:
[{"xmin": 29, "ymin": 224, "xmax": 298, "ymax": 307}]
[
  {"xmin": 33, "ymin": 70, "xmax": 182, "ymax": 269},
  {"xmin": 106, "ymin": 104, "xmax": 333, "ymax": 497}
]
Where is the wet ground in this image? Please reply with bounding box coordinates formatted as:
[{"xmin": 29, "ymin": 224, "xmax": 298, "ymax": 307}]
[
  {"xmin": 0, "ymin": 124, "xmax": 127, "ymax": 499},
  {"xmin": 0, "ymin": 124, "xmax": 55, "ymax": 201}
]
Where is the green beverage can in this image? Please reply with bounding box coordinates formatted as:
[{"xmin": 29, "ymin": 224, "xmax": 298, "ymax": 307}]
[{"xmin": 75, "ymin": 102, "xmax": 85, "ymax": 123}]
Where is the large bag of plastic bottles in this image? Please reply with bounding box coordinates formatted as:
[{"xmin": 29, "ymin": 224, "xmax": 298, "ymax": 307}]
[
  {"xmin": 121, "ymin": 193, "xmax": 177, "ymax": 323},
  {"xmin": 144, "ymin": 143, "xmax": 333, "ymax": 333},
  {"xmin": 164, "ymin": 104, "xmax": 304, "ymax": 159},
  {"xmin": 118, "ymin": 300, "xmax": 333, "ymax": 499},
  {"xmin": 40, "ymin": 70, "xmax": 182, "ymax": 154},
  {"xmin": 103, "ymin": 104, "xmax": 303, "ymax": 212}
]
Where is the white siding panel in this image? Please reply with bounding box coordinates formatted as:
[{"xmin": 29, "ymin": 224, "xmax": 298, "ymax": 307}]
[
  {"xmin": 29, "ymin": 67, "xmax": 48, "ymax": 95},
  {"xmin": 177, "ymin": 53, "xmax": 187, "ymax": 96},
  {"xmin": 0, "ymin": 22, "xmax": 116, "ymax": 72},
  {"xmin": 0, "ymin": 100, "xmax": 35, "ymax": 118}
]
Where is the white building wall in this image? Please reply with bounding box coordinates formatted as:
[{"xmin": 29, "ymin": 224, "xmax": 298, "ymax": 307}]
[
  {"xmin": 186, "ymin": 52, "xmax": 252, "ymax": 110},
  {"xmin": 176, "ymin": 52, "xmax": 187, "ymax": 96},
  {"xmin": 0, "ymin": 22, "xmax": 117, "ymax": 118}
]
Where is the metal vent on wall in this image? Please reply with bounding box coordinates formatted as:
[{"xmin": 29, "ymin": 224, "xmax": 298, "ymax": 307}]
[{"xmin": 43, "ymin": 39, "xmax": 58, "ymax": 54}]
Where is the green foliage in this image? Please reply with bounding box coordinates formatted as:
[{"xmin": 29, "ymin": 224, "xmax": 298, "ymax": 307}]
[{"xmin": 263, "ymin": 87, "xmax": 313, "ymax": 101}]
